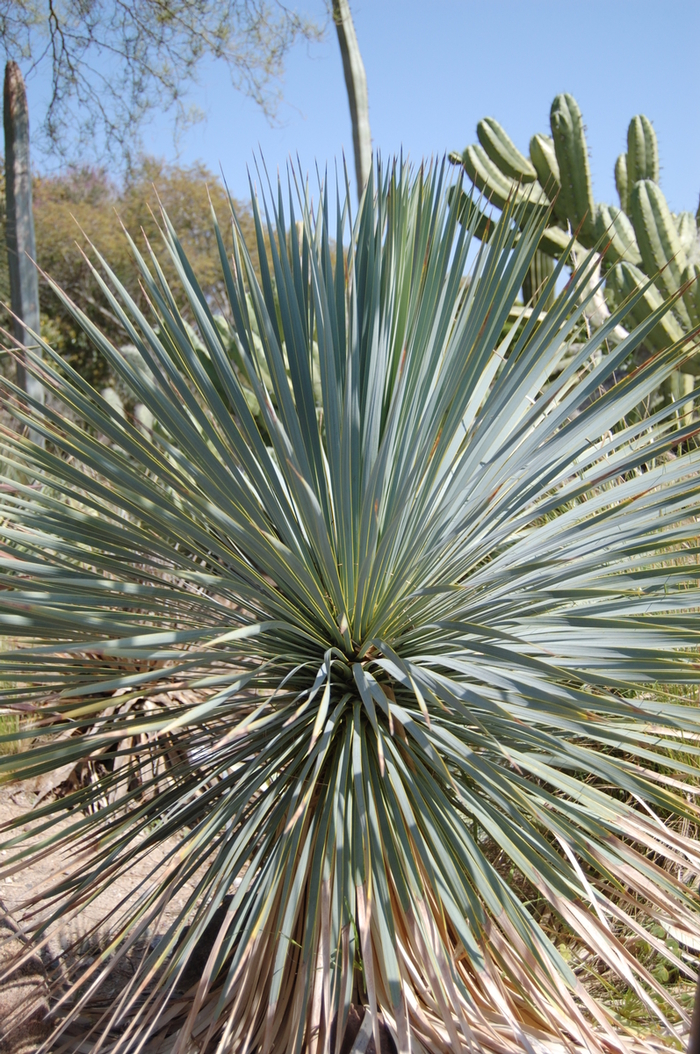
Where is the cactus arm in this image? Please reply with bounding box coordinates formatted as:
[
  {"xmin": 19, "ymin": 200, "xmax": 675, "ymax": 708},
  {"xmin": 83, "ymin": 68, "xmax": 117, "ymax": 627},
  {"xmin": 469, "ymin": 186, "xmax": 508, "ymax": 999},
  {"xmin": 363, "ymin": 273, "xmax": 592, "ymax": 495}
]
[
  {"xmin": 536, "ymin": 223, "xmax": 580, "ymax": 259},
  {"xmin": 447, "ymin": 185, "xmax": 494, "ymax": 241},
  {"xmin": 627, "ymin": 115, "xmax": 659, "ymax": 185},
  {"xmin": 477, "ymin": 118, "xmax": 537, "ymax": 183},
  {"xmin": 607, "ymin": 259, "xmax": 685, "ymax": 353},
  {"xmin": 629, "ymin": 178, "xmax": 691, "ymax": 328},
  {"xmin": 461, "ymin": 143, "xmax": 517, "ymax": 210},
  {"xmin": 682, "ymin": 263, "xmax": 700, "ymax": 328},
  {"xmin": 449, "ymin": 184, "xmax": 569, "ymax": 262},
  {"xmin": 675, "ymin": 211, "xmax": 698, "ymax": 256},
  {"xmin": 594, "ymin": 203, "xmax": 641, "ymax": 267},
  {"xmin": 461, "ymin": 143, "xmax": 549, "ymax": 215},
  {"xmin": 529, "ymin": 134, "xmax": 561, "ymax": 205},
  {"xmin": 4, "ymin": 60, "xmax": 43, "ymax": 410},
  {"xmin": 615, "ymin": 153, "xmax": 628, "ymax": 214},
  {"xmin": 549, "ymin": 93, "xmax": 596, "ymax": 245}
]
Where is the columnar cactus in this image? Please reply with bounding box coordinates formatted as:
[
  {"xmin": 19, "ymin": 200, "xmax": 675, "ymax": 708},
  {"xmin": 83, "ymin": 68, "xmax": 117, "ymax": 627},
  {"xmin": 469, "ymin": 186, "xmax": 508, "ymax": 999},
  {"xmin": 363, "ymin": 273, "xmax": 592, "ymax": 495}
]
[
  {"xmin": 627, "ymin": 115, "xmax": 659, "ymax": 186},
  {"xmin": 3, "ymin": 60, "xmax": 43, "ymax": 411},
  {"xmin": 549, "ymin": 93, "xmax": 595, "ymax": 245},
  {"xmin": 451, "ymin": 93, "xmax": 700, "ymax": 377}
]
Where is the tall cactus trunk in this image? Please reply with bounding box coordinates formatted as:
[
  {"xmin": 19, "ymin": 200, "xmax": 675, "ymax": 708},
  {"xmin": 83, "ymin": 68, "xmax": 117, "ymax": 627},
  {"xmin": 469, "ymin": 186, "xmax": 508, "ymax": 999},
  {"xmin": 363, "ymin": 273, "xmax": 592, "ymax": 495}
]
[
  {"xmin": 332, "ymin": 0, "xmax": 371, "ymax": 199},
  {"xmin": 4, "ymin": 60, "xmax": 44, "ymax": 430}
]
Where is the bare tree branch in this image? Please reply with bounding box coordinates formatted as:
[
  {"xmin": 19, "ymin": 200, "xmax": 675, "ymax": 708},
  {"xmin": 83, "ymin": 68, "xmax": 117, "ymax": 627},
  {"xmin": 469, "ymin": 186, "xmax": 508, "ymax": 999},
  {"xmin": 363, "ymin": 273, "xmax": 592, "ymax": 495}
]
[{"xmin": 0, "ymin": 1, "xmax": 323, "ymax": 169}]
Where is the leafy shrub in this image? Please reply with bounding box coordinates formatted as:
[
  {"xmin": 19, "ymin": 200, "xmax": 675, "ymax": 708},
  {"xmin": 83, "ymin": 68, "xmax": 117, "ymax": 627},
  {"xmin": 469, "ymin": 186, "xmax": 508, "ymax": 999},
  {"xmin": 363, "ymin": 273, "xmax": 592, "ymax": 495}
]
[
  {"xmin": 0, "ymin": 157, "xmax": 259, "ymax": 388},
  {"xmin": 0, "ymin": 162, "xmax": 699, "ymax": 1053}
]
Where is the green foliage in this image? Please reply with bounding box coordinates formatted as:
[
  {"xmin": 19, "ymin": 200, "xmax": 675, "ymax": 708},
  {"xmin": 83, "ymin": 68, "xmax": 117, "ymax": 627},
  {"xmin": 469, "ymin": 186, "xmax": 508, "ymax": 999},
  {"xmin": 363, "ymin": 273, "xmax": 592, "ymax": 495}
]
[
  {"xmin": 451, "ymin": 94, "xmax": 700, "ymax": 374},
  {"xmin": 683, "ymin": 262, "xmax": 700, "ymax": 326},
  {"xmin": 0, "ymin": 162, "xmax": 699, "ymax": 1053},
  {"xmin": 1, "ymin": 158, "xmax": 259, "ymax": 389}
]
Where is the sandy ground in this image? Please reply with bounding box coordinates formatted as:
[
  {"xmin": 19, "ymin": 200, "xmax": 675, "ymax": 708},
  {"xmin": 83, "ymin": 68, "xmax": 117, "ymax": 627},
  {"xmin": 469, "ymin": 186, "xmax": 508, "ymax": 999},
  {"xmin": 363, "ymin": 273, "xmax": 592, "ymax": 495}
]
[
  {"xmin": 0, "ymin": 780, "xmax": 203, "ymax": 1052},
  {"xmin": 0, "ymin": 782, "xmax": 199, "ymax": 952}
]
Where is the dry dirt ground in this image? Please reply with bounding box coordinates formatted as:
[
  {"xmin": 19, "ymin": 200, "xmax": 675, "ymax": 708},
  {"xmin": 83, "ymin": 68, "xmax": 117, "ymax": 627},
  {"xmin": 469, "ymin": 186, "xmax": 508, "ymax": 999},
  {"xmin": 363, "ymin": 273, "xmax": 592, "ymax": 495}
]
[
  {"xmin": 0, "ymin": 786, "xmax": 397, "ymax": 1054},
  {"xmin": 0, "ymin": 781, "xmax": 203, "ymax": 1053}
]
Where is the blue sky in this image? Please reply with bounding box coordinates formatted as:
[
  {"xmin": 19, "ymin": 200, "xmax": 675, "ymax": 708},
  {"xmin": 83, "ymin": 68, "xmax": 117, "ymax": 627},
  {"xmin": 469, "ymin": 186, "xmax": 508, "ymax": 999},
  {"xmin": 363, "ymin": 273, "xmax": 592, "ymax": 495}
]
[{"xmin": 26, "ymin": 1, "xmax": 700, "ymax": 214}]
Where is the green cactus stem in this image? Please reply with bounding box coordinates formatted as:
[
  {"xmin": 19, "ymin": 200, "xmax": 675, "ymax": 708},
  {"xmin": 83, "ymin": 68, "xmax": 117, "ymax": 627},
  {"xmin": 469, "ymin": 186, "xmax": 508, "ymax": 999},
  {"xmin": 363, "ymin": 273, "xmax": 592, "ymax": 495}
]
[
  {"xmin": 477, "ymin": 118, "xmax": 537, "ymax": 183},
  {"xmin": 461, "ymin": 143, "xmax": 514, "ymax": 209},
  {"xmin": 629, "ymin": 178, "xmax": 691, "ymax": 329},
  {"xmin": 663, "ymin": 368, "xmax": 695, "ymax": 427},
  {"xmin": 675, "ymin": 211, "xmax": 698, "ymax": 256},
  {"xmin": 615, "ymin": 153, "xmax": 628, "ymax": 214},
  {"xmin": 594, "ymin": 203, "xmax": 641, "ymax": 267},
  {"xmin": 522, "ymin": 250, "xmax": 555, "ymax": 308},
  {"xmin": 451, "ymin": 93, "xmax": 698, "ymax": 386},
  {"xmin": 606, "ymin": 259, "xmax": 685, "ymax": 354},
  {"xmin": 682, "ymin": 262, "xmax": 700, "ymax": 328},
  {"xmin": 550, "ymin": 93, "xmax": 595, "ymax": 245},
  {"xmin": 461, "ymin": 143, "xmax": 549, "ymax": 215},
  {"xmin": 529, "ymin": 133, "xmax": 561, "ymax": 204},
  {"xmin": 627, "ymin": 115, "xmax": 659, "ymax": 186},
  {"xmin": 537, "ymin": 224, "xmax": 579, "ymax": 259},
  {"xmin": 447, "ymin": 185, "xmax": 494, "ymax": 241}
]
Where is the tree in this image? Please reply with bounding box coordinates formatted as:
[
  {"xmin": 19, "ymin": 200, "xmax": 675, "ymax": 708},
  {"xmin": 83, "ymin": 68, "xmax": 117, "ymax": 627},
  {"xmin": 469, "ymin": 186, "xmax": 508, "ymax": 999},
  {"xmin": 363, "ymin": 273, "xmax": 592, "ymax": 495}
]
[
  {"xmin": 1, "ymin": 1, "xmax": 319, "ymax": 408},
  {"xmin": 0, "ymin": 1, "xmax": 321, "ymax": 168},
  {"xmin": 332, "ymin": 0, "xmax": 370, "ymax": 196},
  {"xmin": 25, "ymin": 157, "xmax": 260, "ymax": 388}
]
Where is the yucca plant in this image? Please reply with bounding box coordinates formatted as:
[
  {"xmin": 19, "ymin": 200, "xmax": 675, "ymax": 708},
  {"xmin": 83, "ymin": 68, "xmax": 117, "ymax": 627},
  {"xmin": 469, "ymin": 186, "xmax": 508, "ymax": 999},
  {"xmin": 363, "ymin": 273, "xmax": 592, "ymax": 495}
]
[{"xmin": 0, "ymin": 160, "xmax": 700, "ymax": 1054}]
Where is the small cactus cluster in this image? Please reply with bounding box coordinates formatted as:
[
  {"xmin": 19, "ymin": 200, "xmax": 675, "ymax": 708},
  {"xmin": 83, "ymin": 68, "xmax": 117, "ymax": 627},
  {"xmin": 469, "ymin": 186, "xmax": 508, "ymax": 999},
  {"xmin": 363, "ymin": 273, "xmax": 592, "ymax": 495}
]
[{"xmin": 451, "ymin": 94, "xmax": 700, "ymax": 372}]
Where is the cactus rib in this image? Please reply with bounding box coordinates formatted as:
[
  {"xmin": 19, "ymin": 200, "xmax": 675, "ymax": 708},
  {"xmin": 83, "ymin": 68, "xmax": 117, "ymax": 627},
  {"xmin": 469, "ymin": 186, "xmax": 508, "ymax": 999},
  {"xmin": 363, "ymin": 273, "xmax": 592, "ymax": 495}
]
[
  {"xmin": 461, "ymin": 143, "xmax": 549, "ymax": 214},
  {"xmin": 682, "ymin": 263, "xmax": 700, "ymax": 328},
  {"xmin": 529, "ymin": 133, "xmax": 561, "ymax": 205},
  {"xmin": 477, "ymin": 117, "xmax": 537, "ymax": 183},
  {"xmin": 629, "ymin": 178, "xmax": 691, "ymax": 328},
  {"xmin": 549, "ymin": 93, "xmax": 595, "ymax": 245},
  {"xmin": 615, "ymin": 153, "xmax": 628, "ymax": 214},
  {"xmin": 606, "ymin": 259, "xmax": 685, "ymax": 354},
  {"xmin": 676, "ymin": 211, "xmax": 698, "ymax": 257},
  {"xmin": 627, "ymin": 115, "xmax": 659, "ymax": 185},
  {"xmin": 594, "ymin": 203, "xmax": 641, "ymax": 267}
]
